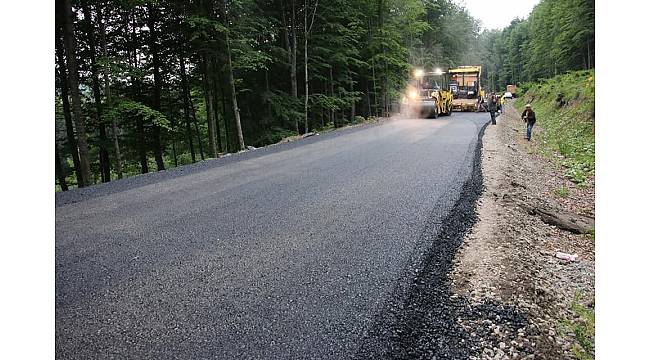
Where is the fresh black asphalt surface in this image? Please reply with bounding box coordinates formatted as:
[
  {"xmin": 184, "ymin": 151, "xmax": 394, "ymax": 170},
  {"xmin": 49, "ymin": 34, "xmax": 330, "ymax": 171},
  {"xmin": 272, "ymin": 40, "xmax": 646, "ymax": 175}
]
[{"xmin": 56, "ymin": 113, "xmax": 491, "ymax": 359}]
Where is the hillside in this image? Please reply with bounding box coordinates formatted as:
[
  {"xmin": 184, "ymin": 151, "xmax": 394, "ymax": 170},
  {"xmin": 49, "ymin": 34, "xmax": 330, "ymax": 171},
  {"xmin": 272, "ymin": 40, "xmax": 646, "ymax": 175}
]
[{"xmin": 514, "ymin": 70, "xmax": 595, "ymax": 184}]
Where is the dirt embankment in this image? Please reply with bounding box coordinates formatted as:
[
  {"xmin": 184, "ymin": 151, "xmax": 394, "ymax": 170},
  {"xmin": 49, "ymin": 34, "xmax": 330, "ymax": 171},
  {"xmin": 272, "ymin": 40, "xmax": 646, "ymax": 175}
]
[{"xmin": 450, "ymin": 104, "xmax": 595, "ymax": 360}]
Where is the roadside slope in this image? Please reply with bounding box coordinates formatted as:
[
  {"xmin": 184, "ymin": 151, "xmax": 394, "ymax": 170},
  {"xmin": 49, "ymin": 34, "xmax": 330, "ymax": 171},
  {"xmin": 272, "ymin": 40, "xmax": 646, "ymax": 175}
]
[
  {"xmin": 450, "ymin": 105, "xmax": 595, "ymax": 360},
  {"xmin": 514, "ymin": 70, "xmax": 595, "ymax": 184}
]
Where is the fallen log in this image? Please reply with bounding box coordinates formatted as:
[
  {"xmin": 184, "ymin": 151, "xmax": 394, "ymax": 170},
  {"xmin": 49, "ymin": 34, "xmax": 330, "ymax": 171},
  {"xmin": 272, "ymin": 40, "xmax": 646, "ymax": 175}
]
[{"xmin": 519, "ymin": 203, "xmax": 594, "ymax": 234}]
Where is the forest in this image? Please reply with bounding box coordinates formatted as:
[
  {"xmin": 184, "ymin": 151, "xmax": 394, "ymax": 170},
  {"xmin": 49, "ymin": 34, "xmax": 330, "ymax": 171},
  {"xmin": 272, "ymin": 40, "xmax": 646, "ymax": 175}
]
[
  {"xmin": 55, "ymin": 0, "xmax": 595, "ymax": 190},
  {"xmin": 476, "ymin": 0, "xmax": 595, "ymax": 92}
]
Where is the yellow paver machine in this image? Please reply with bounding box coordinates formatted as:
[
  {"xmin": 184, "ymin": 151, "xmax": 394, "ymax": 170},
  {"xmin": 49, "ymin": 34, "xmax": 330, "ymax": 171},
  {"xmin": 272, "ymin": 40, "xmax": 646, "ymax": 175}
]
[
  {"xmin": 448, "ymin": 65, "xmax": 485, "ymax": 112},
  {"xmin": 402, "ymin": 67, "xmax": 454, "ymax": 118}
]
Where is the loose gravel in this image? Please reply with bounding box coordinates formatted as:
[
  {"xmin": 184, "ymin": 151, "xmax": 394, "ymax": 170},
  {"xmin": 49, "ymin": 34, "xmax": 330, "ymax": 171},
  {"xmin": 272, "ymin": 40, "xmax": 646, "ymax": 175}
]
[
  {"xmin": 450, "ymin": 105, "xmax": 595, "ymax": 360},
  {"xmin": 355, "ymin": 118, "xmax": 540, "ymax": 360}
]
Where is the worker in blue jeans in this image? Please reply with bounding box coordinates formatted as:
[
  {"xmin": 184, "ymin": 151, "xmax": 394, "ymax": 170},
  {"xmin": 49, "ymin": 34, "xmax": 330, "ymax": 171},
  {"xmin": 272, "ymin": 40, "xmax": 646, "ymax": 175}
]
[{"xmin": 521, "ymin": 104, "xmax": 536, "ymax": 141}]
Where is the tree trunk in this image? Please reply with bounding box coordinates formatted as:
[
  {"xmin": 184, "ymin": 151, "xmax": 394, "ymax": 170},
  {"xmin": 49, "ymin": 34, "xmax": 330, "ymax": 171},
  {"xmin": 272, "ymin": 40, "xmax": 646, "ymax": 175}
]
[
  {"xmin": 201, "ymin": 54, "xmax": 218, "ymax": 158},
  {"xmin": 96, "ymin": 1, "xmax": 123, "ymax": 179},
  {"xmin": 188, "ymin": 93, "xmax": 205, "ymax": 160},
  {"xmin": 62, "ymin": 0, "xmax": 92, "ymax": 187},
  {"xmin": 148, "ymin": 4, "xmax": 165, "ymax": 171},
  {"xmin": 265, "ymin": 69, "xmax": 272, "ymax": 123},
  {"xmin": 329, "ymin": 66, "xmax": 335, "ymax": 127},
  {"xmin": 218, "ymin": 72, "xmax": 231, "ymax": 153},
  {"xmin": 179, "ymin": 52, "xmax": 196, "ymax": 163},
  {"xmin": 303, "ymin": 0, "xmax": 318, "ymax": 134},
  {"xmin": 55, "ymin": 145, "xmax": 69, "ymax": 191},
  {"xmin": 211, "ymin": 59, "xmax": 224, "ymax": 153},
  {"xmin": 130, "ymin": 10, "xmax": 148, "ymax": 173},
  {"xmin": 587, "ymin": 40, "xmax": 592, "ymax": 70},
  {"xmin": 221, "ymin": 1, "xmax": 245, "ymax": 150},
  {"xmin": 170, "ymin": 114, "xmax": 178, "ymax": 167},
  {"xmin": 55, "ymin": 26, "xmax": 82, "ymax": 186},
  {"xmin": 377, "ymin": 0, "xmax": 388, "ymax": 116},
  {"xmin": 365, "ymin": 81, "xmax": 371, "ymax": 118},
  {"xmin": 304, "ymin": 36, "xmax": 309, "ymax": 134},
  {"xmin": 291, "ymin": 0, "xmax": 299, "ymax": 133},
  {"xmin": 349, "ymin": 70, "xmax": 355, "ymax": 122},
  {"xmin": 82, "ymin": 3, "xmax": 111, "ymax": 183}
]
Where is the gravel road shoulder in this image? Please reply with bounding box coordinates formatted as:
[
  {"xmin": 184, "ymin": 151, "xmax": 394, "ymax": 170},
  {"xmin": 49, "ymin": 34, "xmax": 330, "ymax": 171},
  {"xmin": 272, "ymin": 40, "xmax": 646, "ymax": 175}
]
[{"xmin": 450, "ymin": 104, "xmax": 595, "ymax": 359}]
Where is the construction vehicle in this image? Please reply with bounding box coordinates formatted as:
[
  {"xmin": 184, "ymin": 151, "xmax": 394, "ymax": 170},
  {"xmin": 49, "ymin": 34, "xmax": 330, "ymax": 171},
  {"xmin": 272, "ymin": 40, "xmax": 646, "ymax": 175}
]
[
  {"xmin": 506, "ymin": 84, "xmax": 518, "ymax": 97},
  {"xmin": 448, "ymin": 66, "xmax": 484, "ymax": 112},
  {"xmin": 402, "ymin": 68, "xmax": 453, "ymax": 118}
]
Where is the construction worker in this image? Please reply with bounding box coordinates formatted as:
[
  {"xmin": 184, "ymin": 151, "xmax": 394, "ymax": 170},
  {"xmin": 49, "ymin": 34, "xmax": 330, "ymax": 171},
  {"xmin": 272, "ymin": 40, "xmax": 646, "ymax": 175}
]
[
  {"xmin": 521, "ymin": 104, "xmax": 536, "ymax": 141},
  {"xmin": 499, "ymin": 93, "xmax": 506, "ymax": 113},
  {"xmin": 488, "ymin": 92, "xmax": 498, "ymax": 125}
]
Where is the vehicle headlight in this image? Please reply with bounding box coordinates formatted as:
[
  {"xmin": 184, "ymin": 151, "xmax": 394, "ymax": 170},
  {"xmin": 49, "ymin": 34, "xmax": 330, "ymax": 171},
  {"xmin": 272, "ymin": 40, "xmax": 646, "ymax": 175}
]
[{"xmin": 408, "ymin": 90, "xmax": 418, "ymax": 100}]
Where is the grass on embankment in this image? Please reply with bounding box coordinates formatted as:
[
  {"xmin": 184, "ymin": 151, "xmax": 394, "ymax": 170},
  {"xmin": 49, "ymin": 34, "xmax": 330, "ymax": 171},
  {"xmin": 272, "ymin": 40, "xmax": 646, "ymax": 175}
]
[{"xmin": 514, "ymin": 70, "xmax": 595, "ymax": 184}]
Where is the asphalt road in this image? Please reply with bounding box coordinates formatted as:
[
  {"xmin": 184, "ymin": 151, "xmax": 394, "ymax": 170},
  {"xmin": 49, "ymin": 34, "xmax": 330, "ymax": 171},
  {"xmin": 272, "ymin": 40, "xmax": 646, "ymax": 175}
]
[{"xmin": 56, "ymin": 112, "xmax": 490, "ymax": 359}]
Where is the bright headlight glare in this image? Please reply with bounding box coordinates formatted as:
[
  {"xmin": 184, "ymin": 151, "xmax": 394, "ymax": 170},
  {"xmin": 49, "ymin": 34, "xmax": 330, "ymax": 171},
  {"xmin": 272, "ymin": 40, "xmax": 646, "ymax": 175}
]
[{"xmin": 408, "ymin": 90, "xmax": 418, "ymax": 99}]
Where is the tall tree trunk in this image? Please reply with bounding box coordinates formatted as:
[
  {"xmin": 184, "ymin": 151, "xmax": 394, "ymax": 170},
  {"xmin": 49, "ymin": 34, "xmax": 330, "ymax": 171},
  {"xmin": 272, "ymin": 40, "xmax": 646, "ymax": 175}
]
[
  {"xmin": 82, "ymin": 3, "xmax": 111, "ymax": 183},
  {"xmin": 303, "ymin": 0, "xmax": 319, "ymax": 134},
  {"xmin": 55, "ymin": 26, "xmax": 82, "ymax": 186},
  {"xmin": 587, "ymin": 40, "xmax": 592, "ymax": 69},
  {"xmin": 377, "ymin": 0, "xmax": 388, "ymax": 116},
  {"xmin": 366, "ymin": 81, "xmax": 371, "ymax": 118},
  {"xmin": 349, "ymin": 70, "xmax": 355, "ymax": 122},
  {"xmin": 217, "ymin": 72, "xmax": 231, "ymax": 153},
  {"xmin": 291, "ymin": 0, "xmax": 299, "ymax": 133},
  {"xmin": 329, "ymin": 66, "xmax": 335, "ymax": 126},
  {"xmin": 201, "ymin": 54, "xmax": 218, "ymax": 157},
  {"xmin": 170, "ymin": 110, "xmax": 178, "ymax": 167},
  {"xmin": 265, "ymin": 69, "xmax": 272, "ymax": 123},
  {"xmin": 55, "ymin": 145, "xmax": 69, "ymax": 191},
  {"xmin": 221, "ymin": 1, "xmax": 245, "ymax": 150},
  {"xmin": 189, "ymin": 94, "xmax": 205, "ymax": 160},
  {"xmin": 129, "ymin": 10, "xmax": 148, "ymax": 174},
  {"xmin": 304, "ymin": 36, "xmax": 309, "ymax": 133},
  {"xmin": 96, "ymin": 1, "xmax": 123, "ymax": 179},
  {"xmin": 148, "ymin": 4, "xmax": 165, "ymax": 171},
  {"xmin": 211, "ymin": 59, "xmax": 224, "ymax": 153},
  {"xmin": 179, "ymin": 52, "xmax": 196, "ymax": 163},
  {"xmin": 62, "ymin": 0, "xmax": 92, "ymax": 187},
  {"xmin": 281, "ymin": 0, "xmax": 296, "ymax": 127}
]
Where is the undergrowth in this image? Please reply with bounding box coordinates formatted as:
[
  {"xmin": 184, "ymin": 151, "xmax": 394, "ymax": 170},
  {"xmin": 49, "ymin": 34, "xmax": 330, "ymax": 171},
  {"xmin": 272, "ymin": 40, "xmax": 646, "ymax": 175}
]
[
  {"xmin": 514, "ymin": 70, "xmax": 595, "ymax": 184},
  {"xmin": 558, "ymin": 293, "xmax": 595, "ymax": 360}
]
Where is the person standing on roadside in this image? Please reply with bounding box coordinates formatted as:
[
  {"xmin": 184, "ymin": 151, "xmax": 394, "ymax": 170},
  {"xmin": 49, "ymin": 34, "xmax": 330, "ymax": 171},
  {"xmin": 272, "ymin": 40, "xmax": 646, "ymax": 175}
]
[
  {"xmin": 488, "ymin": 92, "xmax": 498, "ymax": 125},
  {"xmin": 499, "ymin": 93, "xmax": 506, "ymax": 113},
  {"xmin": 521, "ymin": 104, "xmax": 536, "ymax": 141}
]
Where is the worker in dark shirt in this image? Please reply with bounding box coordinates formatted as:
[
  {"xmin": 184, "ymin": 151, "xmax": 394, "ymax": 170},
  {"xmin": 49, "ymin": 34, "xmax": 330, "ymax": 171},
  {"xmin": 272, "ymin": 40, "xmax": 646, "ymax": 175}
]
[
  {"xmin": 488, "ymin": 92, "xmax": 498, "ymax": 125},
  {"xmin": 521, "ymin": 104, "xmax": 536, "ymax": 141}
]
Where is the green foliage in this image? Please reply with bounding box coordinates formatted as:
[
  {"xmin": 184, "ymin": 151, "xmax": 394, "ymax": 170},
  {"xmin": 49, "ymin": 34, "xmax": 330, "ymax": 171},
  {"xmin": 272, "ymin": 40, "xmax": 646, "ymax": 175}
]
[
  {"xmin": 478, "ymin": 0, "xmax": 594, "ymax": 91},
  {"xmin": 55, "ymin": 0, "xmax": 594, "ymax": 190},
  {"xmin": 559, "ymin": 293, "xmax": 595, "ymax": 360},
  {"xmin": 107, "ymin": 100, "xmax": 171, "ymax": 130},
  {"xmin": 252, "ymin": 127, "xmax": 298, "ymax": 147},
  {"xmin": 554, "ymin": 186, "xmax": 569, "ymax": 198},
  {"xmin": 514, "ymin": 70, "xmax": 595, "ymax": 184},
  {"xmin": 185, "ymin": 15, "xmax": 228, "ymax": 44}
]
